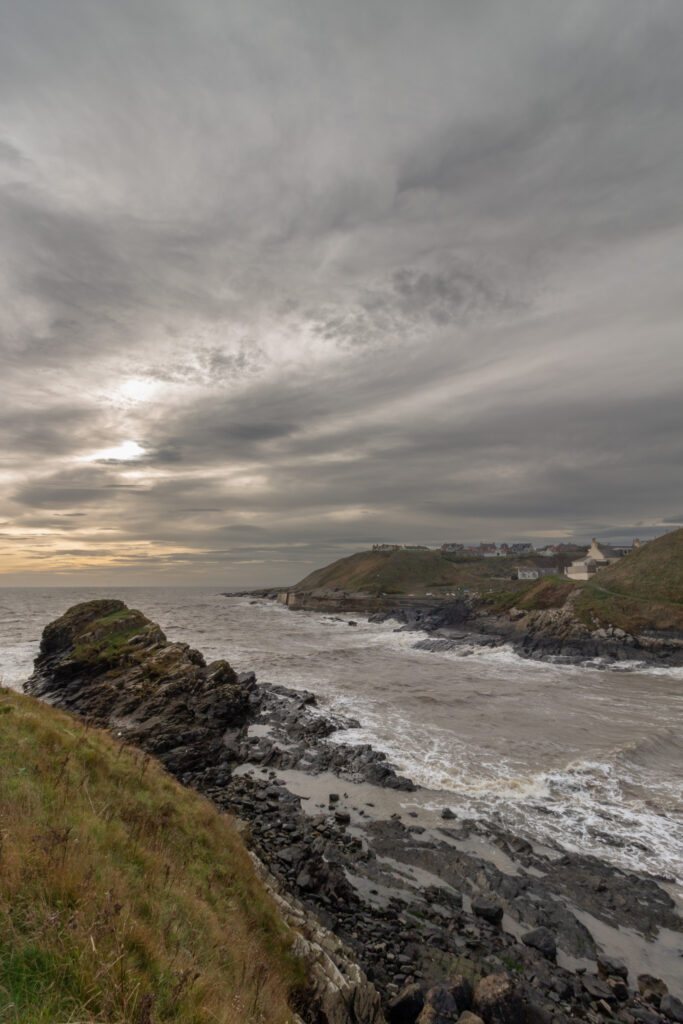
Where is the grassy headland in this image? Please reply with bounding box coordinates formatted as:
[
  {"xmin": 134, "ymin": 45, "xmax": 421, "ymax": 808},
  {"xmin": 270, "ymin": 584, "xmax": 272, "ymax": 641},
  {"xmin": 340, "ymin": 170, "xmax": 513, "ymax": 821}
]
[
  {"xmin": 0, "ymin": 687, "xmax": 304, "ymax": 1024},
  {"xmin": 292, "ymin": 547, "xmax": 570, "ymax": 597},
  {"xmin": 291, "ymin": 530, "xmax": 683, "ymax": 633}
]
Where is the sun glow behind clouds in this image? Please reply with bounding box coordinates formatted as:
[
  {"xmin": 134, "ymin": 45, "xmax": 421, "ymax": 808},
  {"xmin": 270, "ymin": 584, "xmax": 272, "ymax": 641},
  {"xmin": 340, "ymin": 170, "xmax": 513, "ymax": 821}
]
[{"xmin": 86, "ymin": 440, "xmax": 146, "ymax": 462}]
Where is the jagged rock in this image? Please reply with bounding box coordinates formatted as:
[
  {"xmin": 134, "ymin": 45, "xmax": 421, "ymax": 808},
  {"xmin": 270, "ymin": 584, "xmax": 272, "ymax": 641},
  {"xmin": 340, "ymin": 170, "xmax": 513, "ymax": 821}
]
[
  {"xmin": 458, "ymin": 1015, "xmax": 484, "ymax": 1024},
  {"xmin": 24, "ymin": 600, "xmax": 250, "ymax": 775},
  {"xmin": 441, "ymin": 807, "xmax": 456, "ymax": 820},
  {"xmin": 639, "ymin": 976, "xmax": 669, "ymax": 1007},
  {"xmin": 661, "ymin": 995, "xmax": 683, "ymax": 1023},
  {"xmin": 473, "ymin": 973, "xmax": 525, "ymax": 1024},
  {"xmin": 521, "ymin": 927, "xmax": 556, "ymax": 960},
  {"xmin": 472, "ymin": 897, "xmax": 504, "ymax": 925},
  {"xmin": 251, "ymin": 854, "xmax": 386, "ymax": 1024},
  {"xmin": 387, "ymin": 983, "xmax": 424, "ymax": 1023}
]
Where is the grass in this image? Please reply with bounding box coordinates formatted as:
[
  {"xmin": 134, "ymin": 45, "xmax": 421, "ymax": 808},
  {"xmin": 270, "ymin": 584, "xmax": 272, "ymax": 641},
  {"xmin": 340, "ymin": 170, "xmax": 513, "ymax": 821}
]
[
  {"xmin": 0, "ymin": 687, "xmax": 305, "ymax": 1024},
  {"xmin": 590, "ymin": 528, "xmax": 683, "ymax": 606},
  {"xmin": 292, "ymin": 549, "xmax": 570, "ymax": 597},
  {"xmin": 572, "ymin": 585, "xmax": 683, "ymax": 633},
  {"xmin": 68, "ymin": 607, "xmax": 153, "ymax": 667}
]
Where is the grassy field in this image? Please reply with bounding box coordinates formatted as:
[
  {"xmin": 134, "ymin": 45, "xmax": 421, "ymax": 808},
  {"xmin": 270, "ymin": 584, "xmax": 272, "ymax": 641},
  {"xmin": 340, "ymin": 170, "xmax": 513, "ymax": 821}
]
[{"xmin": 0, "ymin": 688, "xmax": 305, "ymax": 1024}]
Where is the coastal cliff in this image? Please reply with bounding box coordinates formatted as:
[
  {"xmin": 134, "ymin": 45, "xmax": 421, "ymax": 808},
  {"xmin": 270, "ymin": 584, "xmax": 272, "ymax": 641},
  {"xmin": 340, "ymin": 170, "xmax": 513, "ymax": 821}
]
[{"xmin": 17, "ymin": 600, "xmax": 683, "ymax": 1024}]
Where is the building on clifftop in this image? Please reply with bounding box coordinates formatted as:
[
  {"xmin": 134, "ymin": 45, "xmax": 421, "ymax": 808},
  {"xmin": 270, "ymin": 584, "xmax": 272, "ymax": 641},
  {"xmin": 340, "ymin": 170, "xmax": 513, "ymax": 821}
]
[{"xmin": 565, "ymin": 538, "xmax": 640, "ymax": 580}]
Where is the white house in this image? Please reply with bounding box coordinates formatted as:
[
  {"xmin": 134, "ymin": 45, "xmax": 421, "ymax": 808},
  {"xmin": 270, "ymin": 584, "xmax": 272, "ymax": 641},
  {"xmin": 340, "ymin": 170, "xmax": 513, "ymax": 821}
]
[{"xmin": 565, "ymin": 538, "xmax": 639, "ymax": 581}]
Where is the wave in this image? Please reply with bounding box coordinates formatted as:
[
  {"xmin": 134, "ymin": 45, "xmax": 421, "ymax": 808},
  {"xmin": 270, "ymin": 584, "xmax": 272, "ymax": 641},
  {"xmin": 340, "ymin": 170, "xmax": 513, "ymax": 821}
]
[{"xmin": 611, "ymin": 726, "xmax": 683, "ymax": 772}]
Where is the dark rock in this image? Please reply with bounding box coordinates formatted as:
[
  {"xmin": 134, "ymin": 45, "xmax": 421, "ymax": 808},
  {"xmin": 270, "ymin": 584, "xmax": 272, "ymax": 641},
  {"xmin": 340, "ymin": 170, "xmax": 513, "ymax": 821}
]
[
  {"xmin": 661, "ymin": 995, "xmax": 683, "ymax": 1023},
  {"xmin": 387, "ymin": 982, "xmax": 424, "ymax": 1024},
  {"xmin": 418, "ymin": 986, "xmax": 458, "ymax": 1024},
  {"xmin": 582, "ymin": 976, "xmax": 614, "ymax": 1002},
  {"xmin": 473, "ymin": 973, "xmax": 525, "ymax": 1024},
  {"xmin": 639, "ymin": 976, "xmax": 669, "ymax": 1007},
  {"xmin": 448, "ymin": 976, "xmax": 474, "ymax": 1014},
  {"xmin": 334, "ymin": 809, "xmax": 351, "ymax": 826},
  {"xmin": 441, "ymin": 807, "xmax": 456, "ymax": 820},
  {"xmin": 472, "ymin": 897, "xmax": 504, "ymax": 925},
  {"xmin": 631, "ymin": 1008, "xmax": 664, "ymax": 1024},
  {"xmin": 597, "ymin": 954, "xmax": 628, "ymax": 981},
  {"xmin": 607, "ymin": 977, "xmax": 629, "ymax": 1002},
  {"xmin": 521, "ymin": 927, "xmax": 556, "ymax": 960},
  {"xmin": 24, "ymin": 600, "xmax": 249, "ymax": 768}
]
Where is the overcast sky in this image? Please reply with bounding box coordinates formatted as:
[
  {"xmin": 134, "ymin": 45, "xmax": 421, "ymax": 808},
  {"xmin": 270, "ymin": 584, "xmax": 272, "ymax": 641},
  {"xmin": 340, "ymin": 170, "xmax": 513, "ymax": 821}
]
[{"xmin": 1, "ymin": 0, "xmax": 682, "ymax": 586}]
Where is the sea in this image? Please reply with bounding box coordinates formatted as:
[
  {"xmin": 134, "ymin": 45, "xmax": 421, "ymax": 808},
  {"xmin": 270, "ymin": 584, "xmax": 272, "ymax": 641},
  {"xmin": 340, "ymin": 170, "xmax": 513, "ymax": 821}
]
[{"xmin": 1, "ymin": 586, "xmax": 681, "ymax": 893}]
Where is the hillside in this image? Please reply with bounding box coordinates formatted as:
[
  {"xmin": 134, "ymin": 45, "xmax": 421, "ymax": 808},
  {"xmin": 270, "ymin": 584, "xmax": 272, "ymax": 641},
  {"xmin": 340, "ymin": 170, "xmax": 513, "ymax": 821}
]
[
  {"xmin": 290, "ymin": 535, "xmax": 683, "ymax": 638},
  {"xmin": 292, "ymin": 547, "xmax": 570, "ymax": 597},
  {"xmin": 590, "ymin": 528, "xmax": 683, "ymax": 605},
  {"xmin": 0, "ymin": 686, "xmax": 304, "ymax": 1024}
]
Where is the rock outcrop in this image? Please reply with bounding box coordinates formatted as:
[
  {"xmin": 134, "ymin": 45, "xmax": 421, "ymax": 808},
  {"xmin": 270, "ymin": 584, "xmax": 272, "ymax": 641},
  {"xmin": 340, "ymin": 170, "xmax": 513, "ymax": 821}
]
[{"xmin": 25, "ymin": 599, "xmax": 252, "ymax": 777}]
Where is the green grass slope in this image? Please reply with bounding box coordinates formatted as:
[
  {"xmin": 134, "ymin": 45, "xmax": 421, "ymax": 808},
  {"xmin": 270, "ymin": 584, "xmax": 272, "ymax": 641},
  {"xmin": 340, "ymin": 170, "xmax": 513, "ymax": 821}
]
[
  {"xmin": 292, "ymin": 548, "xmax": 566, "ymax": 596},
  {"xmin": 0, "ymin": 687, "xmax": 304, "ymax": 1024},
  {"xmin": 590, "ymin": 528, "xmax": 683, "ymax": 605}
]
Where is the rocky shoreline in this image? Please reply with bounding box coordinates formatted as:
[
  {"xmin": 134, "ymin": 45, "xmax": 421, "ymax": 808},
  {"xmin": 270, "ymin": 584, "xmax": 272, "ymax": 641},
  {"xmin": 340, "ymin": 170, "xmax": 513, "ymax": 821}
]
[
  {"xmin": 25, "ymin": 599, "xmax": 683, "ymax": 1024},
  {"xmin": 255, "ymin": 589, "xmax": 683, "ymax": 668}
]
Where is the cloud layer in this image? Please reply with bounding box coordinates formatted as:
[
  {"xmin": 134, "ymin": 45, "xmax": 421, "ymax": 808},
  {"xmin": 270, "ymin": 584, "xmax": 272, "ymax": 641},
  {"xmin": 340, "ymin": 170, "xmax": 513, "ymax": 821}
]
[{"xmin": 1, "ymin": 0, "xmax": 682, "ymax": 584}]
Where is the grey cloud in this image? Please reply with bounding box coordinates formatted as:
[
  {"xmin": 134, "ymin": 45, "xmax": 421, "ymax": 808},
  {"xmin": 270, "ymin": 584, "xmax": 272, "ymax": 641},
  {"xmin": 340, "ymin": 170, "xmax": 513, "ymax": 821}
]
[{"xmin": 1, "ymin": 1, "xmax": 682, "ymax": 583}]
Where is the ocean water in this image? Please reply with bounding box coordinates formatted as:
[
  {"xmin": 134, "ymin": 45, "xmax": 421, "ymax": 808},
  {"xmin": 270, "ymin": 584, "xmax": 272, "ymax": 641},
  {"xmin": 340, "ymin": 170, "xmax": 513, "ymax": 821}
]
[{"xmin": 1, "ymin": 586, "xmax": 681, "ymax": 887}]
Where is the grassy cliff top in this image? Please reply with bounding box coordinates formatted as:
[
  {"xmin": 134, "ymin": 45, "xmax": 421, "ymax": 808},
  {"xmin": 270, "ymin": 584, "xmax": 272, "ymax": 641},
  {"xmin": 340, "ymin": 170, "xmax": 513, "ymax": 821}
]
[
  {"xmin": 293, "ymin": 533, "xmax": 683, "ymax": 632},
  {"xmin": 0, "ymin": 687, "xmax": 304, "ymax": 1024},
  {"xmin": 291, "ymin": 548, "xmax": 565, "ymax": 596},
  {"xmin": 591, "ymin": 528, "xmax": 683, "ymax": 605}
]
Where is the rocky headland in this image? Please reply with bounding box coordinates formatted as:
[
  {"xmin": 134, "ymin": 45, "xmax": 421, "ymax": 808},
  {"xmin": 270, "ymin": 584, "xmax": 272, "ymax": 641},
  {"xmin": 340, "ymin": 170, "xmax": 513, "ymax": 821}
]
[{"xmin": 24, "ymin": 599, "xmax": 683, "ymax": 1024}]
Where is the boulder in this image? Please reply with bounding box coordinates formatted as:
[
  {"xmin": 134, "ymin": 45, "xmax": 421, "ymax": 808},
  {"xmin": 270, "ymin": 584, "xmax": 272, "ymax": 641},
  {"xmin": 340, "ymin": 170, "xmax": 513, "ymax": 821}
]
[
  {"xmin": 520, "ymin": 927, "xmax": 556, "ymax": 960},
  {"xmin": 387, "ymin": 983, "xmax": 424, "ymax": 1024},
  {"xmin": 631, "ymin": 1008, "xmax": 664, "ymax": 1024},
  {"xmin": 448, "ymin": 976, "xmax": 474, "ymax": 1014},
  {"xmin": 582, "ymin": 976, "xmax": 614, "ymax": 1003},
  {"xmin": 597, "ymin": 954, "xmax": 628, "ymax": 981},
  {"xmin": 472, "ymin": 896, "xmax": 504, "ymax": 925},
  {"xmin": 639, "ymin": 976, "xmax": 669, "ymax": 1007},
  {"xmin": 661, "ymin": 995, "xmax": 683, "ymax": 1023},
  {"xmin": 473, "ymin": 973, "xmax": 525, "ymax": 1024},
  {"xmin": 417, "ymin": 986, "xmax": 458, "ymax": 1024}
]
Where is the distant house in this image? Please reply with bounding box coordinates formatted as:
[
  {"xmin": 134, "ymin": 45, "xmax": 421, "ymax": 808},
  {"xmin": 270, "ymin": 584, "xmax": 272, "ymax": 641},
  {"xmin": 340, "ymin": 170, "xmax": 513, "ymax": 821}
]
[
  {"xmin": 372, "ymin": 544, "xmax": 402, "ymax": 552},
  {"xmin": 441, "ymin": 543, "xmax": 464, "ymax": 554},
  {"xmin": 565, "ymin": 538, "xmax": 640, "ymax": 580},
  {"xmin": 517, "ymin": 567, "xmax": 557, "ymax": 580},
  {"xmin": 508, "ymin": 542, "xmax": 535, "ymax": 555},
  {"xmin": 404, "ymin": 545, "xmax": 430, "ymax": 550}
]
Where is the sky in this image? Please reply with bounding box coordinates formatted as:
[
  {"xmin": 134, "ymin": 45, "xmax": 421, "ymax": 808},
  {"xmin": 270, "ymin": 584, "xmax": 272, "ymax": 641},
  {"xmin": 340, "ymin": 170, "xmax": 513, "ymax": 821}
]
[{"xmin": 1, "ymin": 0, "xmax": 682, "ymax": 586}]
